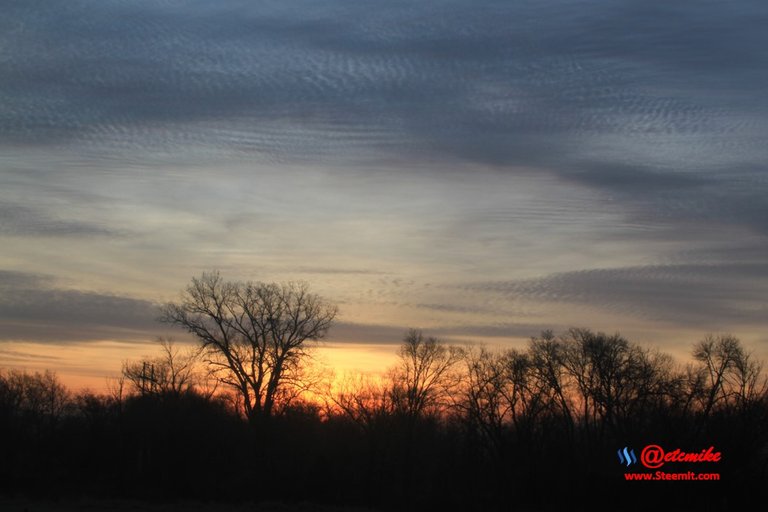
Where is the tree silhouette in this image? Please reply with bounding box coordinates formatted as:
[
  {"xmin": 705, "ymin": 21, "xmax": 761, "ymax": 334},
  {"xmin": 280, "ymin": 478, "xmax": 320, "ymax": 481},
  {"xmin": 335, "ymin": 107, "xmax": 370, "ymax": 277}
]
[
  {"xmin": 122, "ymin": 337, "xmax": 203, "ymax": 398},
  {"xmin": 160, "ymin": 271, "xmax": 337, "ymax": 423},
  {"xmin": 691, "ymin": 333, "xmax": 768, "ymax": 417},
  {"xmin": 0, "ymin": 369, "xmax": 69, "ymax": 436},
  {"xmin": 528, "ymin": 330, "xmax": 575, "ymax": 435},
  {"xmin": 388, "ymin": 329, "xmax": 463, "ymax": 422}
]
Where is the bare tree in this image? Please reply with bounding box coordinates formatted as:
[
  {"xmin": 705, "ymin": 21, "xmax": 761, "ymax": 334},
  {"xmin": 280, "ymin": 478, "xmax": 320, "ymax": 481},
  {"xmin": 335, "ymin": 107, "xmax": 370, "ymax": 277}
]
[
  {"xmin": 559, "ymin": 328, "xmax": 676, "ymax": 437},
  {"xmin": 456, "ymin": 347, "xmax": 510, "ymax": 452},
  {"xmin": 0, "ymin": 369, "xmax": 70, "ymax": 433},
  {"xmin": 122, "ymin": 337, "xmax": 202, "ymax": 398},
  {"xmin": 730, "ymin": 350, "xmax": 767, "ymax": 410},
  {"xmin": 389, "ymin": 329, "xmax": 463, "ymax": 421},
  {"xmin": 502, "ymin": 348, "xmax": 553, "ymax": 439},
  {"xmin": 693, "ymin": 334, "xmax": 744, "ymax": 417},
  {"xmin": 529, "ymin": 330, "xmax": 575, "ymax": 433},
  {"xmin": 693, "ymin": 334, "xmax": 767, "ymax": 415},
  {"xmin": 160, "ymin": 271, "xmax": 337, "ymax": 422}
]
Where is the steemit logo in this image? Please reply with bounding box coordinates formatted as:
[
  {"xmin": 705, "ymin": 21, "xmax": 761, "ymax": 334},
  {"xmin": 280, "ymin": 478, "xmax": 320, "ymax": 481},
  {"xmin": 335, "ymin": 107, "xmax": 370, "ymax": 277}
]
[{"xmin": 617, "ymin": 446, "xmax": 638, "ymax": 466}]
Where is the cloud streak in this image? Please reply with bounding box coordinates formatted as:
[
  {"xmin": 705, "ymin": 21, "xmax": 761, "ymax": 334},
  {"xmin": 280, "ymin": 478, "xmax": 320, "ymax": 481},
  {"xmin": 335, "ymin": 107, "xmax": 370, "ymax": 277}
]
[
  {"xmin": 0, "ymin": 271, "xmax": 161, "ymax": 343},
  {"xmin": 0, "ymin": 203, "xmax": 116, "ymax": 237},
  {"xmin": 467, "ymin": 263, "xmax": 768, "ymax": 329}
]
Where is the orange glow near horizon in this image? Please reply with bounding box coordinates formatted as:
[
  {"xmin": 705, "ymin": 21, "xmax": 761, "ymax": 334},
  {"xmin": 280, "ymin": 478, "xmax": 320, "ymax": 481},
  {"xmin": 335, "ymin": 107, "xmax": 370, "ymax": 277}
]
[
  {"xmin": 0, "ymin": 339, "xmax": 401, "ymax": 393},
  {"xmin": 0, "ymin": 340, "xmax": 161, "ymax": 392},
  {"xmin": 3, "ymin": 329, "xmax": 767, "ymax": 395}
]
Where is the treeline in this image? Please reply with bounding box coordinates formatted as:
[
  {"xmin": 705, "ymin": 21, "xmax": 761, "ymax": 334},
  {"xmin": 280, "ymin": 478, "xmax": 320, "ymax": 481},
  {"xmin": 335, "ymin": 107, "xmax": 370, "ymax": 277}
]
[{"xmin": 1, "ymin": 329, "xmax": 766, "ymax": 511}]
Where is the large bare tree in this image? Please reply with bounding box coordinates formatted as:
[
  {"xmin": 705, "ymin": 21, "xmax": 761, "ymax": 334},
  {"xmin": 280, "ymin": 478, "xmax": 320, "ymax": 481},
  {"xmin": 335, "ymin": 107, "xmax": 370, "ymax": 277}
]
[{"xmin": 160, "ymin": 272, "xmax": 337, "ymax": 422}]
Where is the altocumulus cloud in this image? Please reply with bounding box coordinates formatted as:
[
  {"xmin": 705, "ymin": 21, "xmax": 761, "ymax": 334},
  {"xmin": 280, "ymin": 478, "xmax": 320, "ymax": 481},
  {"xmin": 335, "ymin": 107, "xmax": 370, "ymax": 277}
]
[{"xmin": 1, "ymin": 0, "xmax": 766, "ymax": 238}]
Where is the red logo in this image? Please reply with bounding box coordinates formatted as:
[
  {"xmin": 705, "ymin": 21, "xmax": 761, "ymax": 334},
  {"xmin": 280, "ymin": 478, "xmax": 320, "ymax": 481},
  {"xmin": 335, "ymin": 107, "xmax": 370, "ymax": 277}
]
[{"xmin": 640, "ymin": 444, "xmax": 721, "ymax": 469}]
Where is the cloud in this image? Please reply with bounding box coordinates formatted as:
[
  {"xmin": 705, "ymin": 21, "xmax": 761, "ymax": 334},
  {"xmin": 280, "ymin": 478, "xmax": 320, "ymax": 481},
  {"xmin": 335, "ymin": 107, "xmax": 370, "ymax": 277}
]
[
  {"xmin": 290, "ymin": 267, "xmax": 391, "ymax": 276},
  {"xmin": 1, "ymin": 1, "xmax": 765, "ymax": 242},
  {"xmin": 466, "ymin": 263, "xmax": 768, "ymax": 329},
  {"xmin": 428, "ymin": 323, "xmax": 555, "ymax": 341},
  {"xmin": 0, "ymin": 270, "xmax": 161, "ymax": 343},
  {"xmin": 328, "ymin": 322, "xmax": 411, "ymax": 346},
  {"xmin": 563, "ymin": 162, "xmax": 710, "ymax": 194},
  {"xmin": 0, "ymin": 203, "xmax": 116, "ymax": 237},
  {"xmin": 0, "ymin": 348, "xmax": 62, "ymax": 363},
  {"xmin": 2, "ymin": 1, "xmax": 765, "ymax": 155},
  {"xmin": 0, "ymin": 270, "xmax": 52, "ymax": 289}
]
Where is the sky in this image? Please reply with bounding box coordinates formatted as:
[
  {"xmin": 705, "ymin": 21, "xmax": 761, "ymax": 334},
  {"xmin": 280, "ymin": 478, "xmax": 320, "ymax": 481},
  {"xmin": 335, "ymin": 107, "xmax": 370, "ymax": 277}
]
[{"xmin": 1, "ymin": 0, "xmax": 767, "ymax": 390}]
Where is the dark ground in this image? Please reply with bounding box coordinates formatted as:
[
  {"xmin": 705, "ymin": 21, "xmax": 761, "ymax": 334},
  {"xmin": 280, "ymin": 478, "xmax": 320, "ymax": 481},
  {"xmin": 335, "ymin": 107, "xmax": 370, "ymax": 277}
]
[{"xmin": 0, "ymin": 498, "xmax": 376, "ymax": 512}]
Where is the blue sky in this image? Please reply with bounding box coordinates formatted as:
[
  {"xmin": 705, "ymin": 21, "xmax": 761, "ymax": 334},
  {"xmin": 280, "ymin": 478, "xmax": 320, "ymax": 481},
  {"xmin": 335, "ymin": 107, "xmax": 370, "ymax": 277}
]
[{"xmin": 1, "ymin": 0, "xmax": 767, "ymax": 385}]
